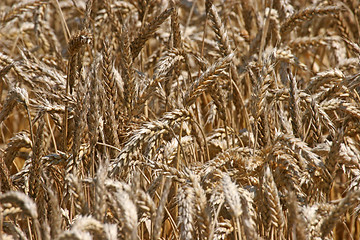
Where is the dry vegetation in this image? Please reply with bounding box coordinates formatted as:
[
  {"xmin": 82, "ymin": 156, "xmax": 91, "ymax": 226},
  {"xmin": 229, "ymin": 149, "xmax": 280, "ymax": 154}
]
[{"xmin": 1, "ymin": 0, "xmax": 360, "ymax": 239}]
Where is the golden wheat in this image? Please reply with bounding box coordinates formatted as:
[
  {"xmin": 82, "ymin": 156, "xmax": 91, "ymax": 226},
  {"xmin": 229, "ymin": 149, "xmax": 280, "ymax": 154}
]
[{"xmin": 1, "ymin": 0, "xmax": 360, "ymax": 239}]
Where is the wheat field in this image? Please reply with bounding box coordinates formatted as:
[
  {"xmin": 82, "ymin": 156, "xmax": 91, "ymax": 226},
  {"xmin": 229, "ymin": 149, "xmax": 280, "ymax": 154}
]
[{"xmin": 0, "ymin": 0, "xmax": 360, "ymax": 239}]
